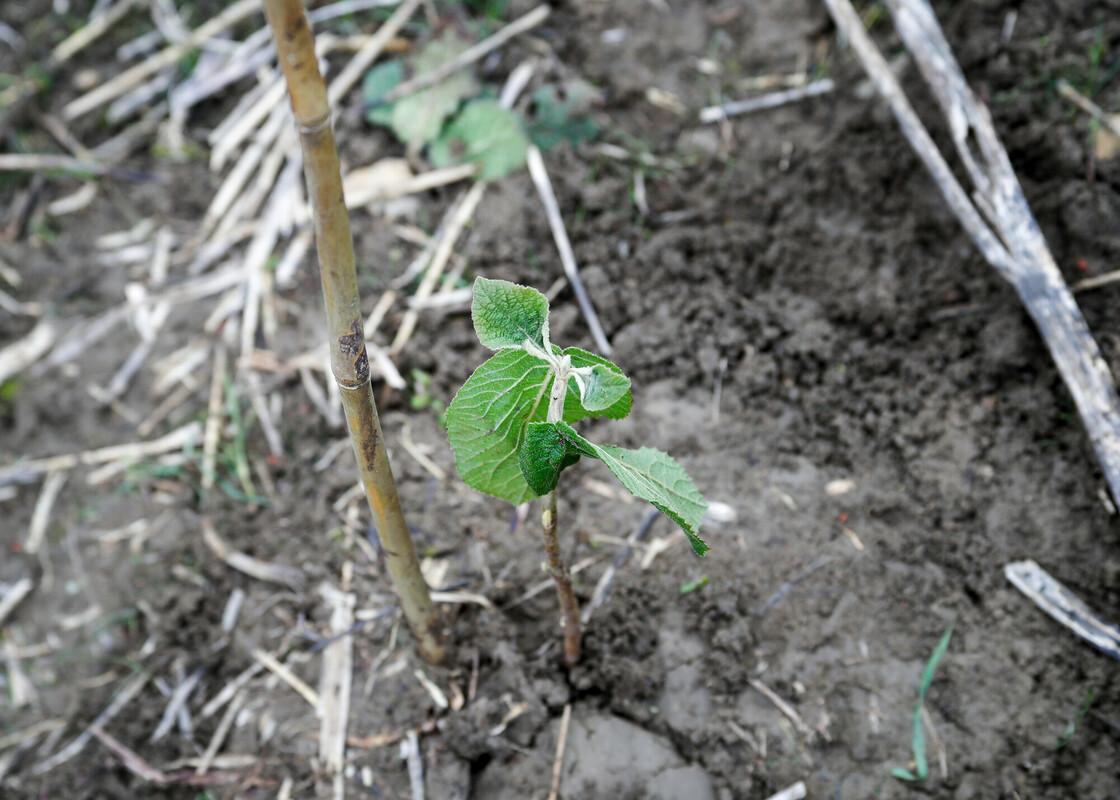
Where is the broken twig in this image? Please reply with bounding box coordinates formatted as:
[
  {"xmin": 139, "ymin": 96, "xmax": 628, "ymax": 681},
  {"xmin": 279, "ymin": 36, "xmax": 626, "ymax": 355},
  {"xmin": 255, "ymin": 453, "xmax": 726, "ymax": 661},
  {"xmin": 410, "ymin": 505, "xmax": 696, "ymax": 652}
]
[
  {"xmin": 0, "ymin": 422, "xmax": 202, "ymax": 486},
  {"xmin": 1005, "ymin": 560, "xmax": 1120, "ymax": 661},
  {"xmin": 201, "ymin": 518, "xmax": 305, "ymax": 591},
  {"xmin": 547, "ymin": 703, "xmax": 572, "ymax": 800},
  {"xmin": 381, "ymin": 4, "xmax": 550, "ymax": 103},
  {"xmin": 526, "ymin": 146, "xmax": 613, "ymax": 355},
  {"xmin": 699, "ymin": 79, "xmax": 835, "ymax": 123}
]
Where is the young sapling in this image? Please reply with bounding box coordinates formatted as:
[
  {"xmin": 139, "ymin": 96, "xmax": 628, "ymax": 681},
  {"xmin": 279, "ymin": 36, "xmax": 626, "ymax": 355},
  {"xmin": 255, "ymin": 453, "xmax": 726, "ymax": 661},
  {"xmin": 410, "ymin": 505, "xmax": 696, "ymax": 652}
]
[{"xmin": 446, "ymin": 278, "xmax": 709, "ymax": 666}]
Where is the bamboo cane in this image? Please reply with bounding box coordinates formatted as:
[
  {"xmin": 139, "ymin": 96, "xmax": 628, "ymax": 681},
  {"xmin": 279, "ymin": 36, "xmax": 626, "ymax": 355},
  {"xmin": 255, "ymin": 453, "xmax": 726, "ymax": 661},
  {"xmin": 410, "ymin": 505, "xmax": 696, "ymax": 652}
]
[{"xmin": 262, "ymin": 0, "xmax": 444, "ymax": 663}]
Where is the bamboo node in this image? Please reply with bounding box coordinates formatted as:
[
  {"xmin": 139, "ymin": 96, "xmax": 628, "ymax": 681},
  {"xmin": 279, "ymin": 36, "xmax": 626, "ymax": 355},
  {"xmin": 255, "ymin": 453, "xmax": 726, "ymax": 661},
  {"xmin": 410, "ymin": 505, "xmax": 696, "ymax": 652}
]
[
  {"xmin": 333, "ymin": 367, "xmax": 368, "ymax": 391},
  {"xmin": 298, "ymin": 111, "xmax": 332, "ymax": 136}
]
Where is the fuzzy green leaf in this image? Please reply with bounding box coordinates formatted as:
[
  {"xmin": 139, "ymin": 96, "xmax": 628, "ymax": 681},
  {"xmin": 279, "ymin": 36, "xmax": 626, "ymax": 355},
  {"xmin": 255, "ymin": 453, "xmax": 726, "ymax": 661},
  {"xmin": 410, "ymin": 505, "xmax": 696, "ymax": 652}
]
[
  {"xmin": 528, "ymin": 81, "xmax": 600, "ymax": 151},
  {"xmin": 521, "ymin": 422, "xmax": 709, "ymax": 555},
  {"xmin": 391, "ymin": 32, "xmax": 477, "ymax": 146},
  {"xmin": 430, "ymin": 99, "xmax": 529, "ymax": 179},
  {"xmin": 578, "ymin": 364, "xmax": 630, "ymax": 412},
  {"xmin": 362, "ymin": 61, "xmax": 403, "ymax": 126},
  {"xmin": 447, "ymin": 349, "xmax": 631, "ymax": 503},
  {"xmin": 562, "ymin": 347, "xmax": 631, "ymax": 420},
  {"xmin": 446, "ymin": 349, "xmax": 553, "ymax": 504},
  {"xmin": 471, "ymin": 277, "xmax": 549, "ymax": 351},
  {"xmin": 679, "ymin": 575, "xmax": 709, "ymax": 595},
  {"xmin": 519, "ymin": 422, "xmax": 581, "ymax": 495},
  {"xmin": 892, "ymin": 626, "xmax": 953, "ymax": 783}
]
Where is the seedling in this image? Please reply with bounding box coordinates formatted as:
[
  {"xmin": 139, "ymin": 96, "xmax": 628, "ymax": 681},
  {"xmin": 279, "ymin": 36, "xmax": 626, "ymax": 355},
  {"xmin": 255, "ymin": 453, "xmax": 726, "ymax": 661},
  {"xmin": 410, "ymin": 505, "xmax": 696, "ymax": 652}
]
[
  {"xmin": 1056, "ymin": 689, "xmax": 1097, "ymax": 749},
  {"xmin": 679, "ymin": 575, "xmax": 710, "ymax": 595},
  {"xmin": 892, "ymin": 626, "xmax": 953, "ymax": 782},
  {"xmin": 446, "ymin": 278, "xmax": 709, "ymax": 665}
]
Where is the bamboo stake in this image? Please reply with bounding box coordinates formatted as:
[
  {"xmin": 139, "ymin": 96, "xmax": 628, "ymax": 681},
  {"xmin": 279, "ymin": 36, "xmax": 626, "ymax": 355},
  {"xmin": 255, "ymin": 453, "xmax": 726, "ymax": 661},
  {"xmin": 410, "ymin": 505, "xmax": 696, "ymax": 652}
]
[{"xmin": 262, "ymin": 0, "xmax": 443, "ymax": 663}]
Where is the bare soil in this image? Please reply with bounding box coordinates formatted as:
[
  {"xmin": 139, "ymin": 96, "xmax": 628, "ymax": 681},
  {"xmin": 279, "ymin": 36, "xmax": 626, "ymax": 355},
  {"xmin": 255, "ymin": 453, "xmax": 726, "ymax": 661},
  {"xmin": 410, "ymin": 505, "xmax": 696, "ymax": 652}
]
[{"xmin": 2, "ymin": 0, "xmax": 1119, "ymax": 798}]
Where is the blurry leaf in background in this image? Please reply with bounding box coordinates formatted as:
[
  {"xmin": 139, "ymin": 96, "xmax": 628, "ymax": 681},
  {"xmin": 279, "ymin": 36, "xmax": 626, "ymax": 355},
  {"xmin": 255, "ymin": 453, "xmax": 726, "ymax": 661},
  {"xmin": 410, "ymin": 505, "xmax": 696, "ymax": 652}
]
[
  {"xmin": 527, "ymin": 80, "xmax": 601, "ymax": 151},
  {"xmin": 370, "ymin": 31, "xmax": 477, "ymax": 147},
  {"xmin": 464, "ymin": 0, "xmax": 510, "ymax": 20},
  {"xmin": 430, "ymin": 99, "xmax": 529, "ymax": 179},
  {"xmin": 361, "ymin": 60, "xmax": 403, "ymax": 126}
]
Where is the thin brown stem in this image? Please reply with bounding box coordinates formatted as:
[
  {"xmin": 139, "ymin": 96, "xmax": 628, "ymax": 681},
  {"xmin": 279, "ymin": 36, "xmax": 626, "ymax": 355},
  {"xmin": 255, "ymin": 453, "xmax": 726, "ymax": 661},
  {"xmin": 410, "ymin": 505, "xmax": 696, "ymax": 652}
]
[
  {"xmin": 262, "ymin": 0, "xmax": 443, "ymax": 663},
  {"xmin": 542, "ymin": 490, "xmax": 581, "ymax": 666},
  {"xmin": 543, "ymin": 357, "xmax": 581, "ymax": 666}
]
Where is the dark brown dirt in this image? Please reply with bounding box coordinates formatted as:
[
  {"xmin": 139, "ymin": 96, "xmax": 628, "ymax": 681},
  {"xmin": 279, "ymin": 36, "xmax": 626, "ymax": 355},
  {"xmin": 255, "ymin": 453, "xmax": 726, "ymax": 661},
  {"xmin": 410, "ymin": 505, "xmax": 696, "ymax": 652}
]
[{"xmin": 2, "ymin": 0, "xmax": 1120, "ymax": 798}]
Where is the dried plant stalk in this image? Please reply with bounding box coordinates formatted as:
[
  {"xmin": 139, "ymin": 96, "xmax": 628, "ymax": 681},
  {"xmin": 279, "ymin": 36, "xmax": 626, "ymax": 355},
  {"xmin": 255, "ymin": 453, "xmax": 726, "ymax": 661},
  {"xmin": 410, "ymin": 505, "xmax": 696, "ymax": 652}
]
[{"xmin": 262, "ymin": 0, "xmax": 443, "ymax": 663}]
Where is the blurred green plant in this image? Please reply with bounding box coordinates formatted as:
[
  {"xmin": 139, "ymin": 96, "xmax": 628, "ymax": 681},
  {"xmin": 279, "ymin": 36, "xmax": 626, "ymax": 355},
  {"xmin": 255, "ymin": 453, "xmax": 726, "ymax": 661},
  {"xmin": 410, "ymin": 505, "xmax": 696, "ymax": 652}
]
[{"xmin": 892, "ymin": 626, "xmax": 953, "ymax": 782}]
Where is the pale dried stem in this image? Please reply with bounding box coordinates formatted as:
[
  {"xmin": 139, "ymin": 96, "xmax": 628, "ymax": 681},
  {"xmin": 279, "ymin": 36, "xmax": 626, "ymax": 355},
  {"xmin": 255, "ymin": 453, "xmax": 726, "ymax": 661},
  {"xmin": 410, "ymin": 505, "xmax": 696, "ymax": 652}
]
[
  {"xmin": 390, "ymin": 182, "xmax": 485, "ymax": 355},
  {"xmin": 63, "ymin": 0, "xmax": 260, "ymax": 120},
  {"xmin": 0, "ymin": 422, "xmax": 202, "ymax": 487},
  {"xmin": 0, "ymin": 578, "xmax": 33, "ymax": 628},
  {"xmin": 195, "ymin": 691, "xmax": 244, "ymax": 775},
  {"xmin": 0, "ymin": 154, "xmax": 106, "ymax": 174},
  {"xmin": 252, "ymin": 648, "xmax": 321, "ymax": 709},
  {"xmin": 1056, "ymin": 79, "xmax": 1120, "ymax": 139},
  {"xmin": 547, "ymin": 704, "xmax": 572, "ymax": 800},
  {"xmin": 33, "ymin": 668, "xmax": 152, "ymax": 774},
  {"xmin": 25, "ymin": 470, "xmax": 68, "ymax": 555},
  {"xmin": 526, "ymin": 146, "xmax": 612, "ymax": 355},
  {"xmin": 318, "ymin": 585, "xmax": 355, "ymax": 785},
  {"xmin": 698, "ymin": 79, "xmax": 834, "ymax": 123},
  {"xmin": 382, "ymin": 4, "xmax": 550, "ymax": 103},
  {"xmin": 1004, "ymin": 560, "xmax": 1120, "ymax": 660},
  {"xmin": 51, "ymin": 0, "xmax": 144, "ymax": 64},
  {"xmin": 0, "ymin": 317, "xmax": 56, "ymax": 384},
  {"xmin": 201, "ymin": 344, "xmax": 228, "ymax": 493},
  {"xmin": 202, "ymin": 518, "xmax": 305, "ymax": 590}
]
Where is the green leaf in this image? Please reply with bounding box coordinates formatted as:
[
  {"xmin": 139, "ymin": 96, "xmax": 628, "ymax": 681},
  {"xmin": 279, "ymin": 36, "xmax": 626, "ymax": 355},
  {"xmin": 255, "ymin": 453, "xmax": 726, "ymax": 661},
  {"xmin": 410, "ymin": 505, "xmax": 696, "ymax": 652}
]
[
  {"xmin": 447, "ymin": 347, "xmax": 632, "ymax": 504},
  {"xmin": 562, "ymin": 347, "xmax": 631, "ymax": 420},
  {"xmin": 528, "ymin": 81, "xmax": 601, "ymax": 151},
  {"xmin": 918, "ymin": 627, "xmax": 953, "ymax": 700},
  {"xmin": 524, "ymin": 422, "xmax": 709, "ymax": 555},
  {"xmin": 892, "ymin": 626, "xmax": 953, "ymax": 783},
  {"xmin": 910, "ymin": 705, "xmax": 927, "ymax": 780},
  {"xmin": 446, "ymin": 349, "xmax": 553, "ymax": 504},
  {"xmin": 391, "ymin": 32, "xmax": 477, "ymax": 146},
  {"xmin": 0, "ymin": 377, "xmax": 22, "ymax": 404},
  {"xmin": 430, "ymin": 99, "xmax": 529, "ymax": 179},
  {"xmin": 471, "ymin": 277, "xmax": 549, "ymax": 351},
  {"xmin": 464, "ymin": 0, "xmax": 508, "ymax": 18},
  {"xmin": 519, "ymin": 421, "xmax": 581, "ymax": 495},
  {"xmin": 576, "ymin": 363, "xmax": 630, "ymax": 412},
  {"xmin": 679, "ymin": 575, "xmax": 709, "ymax": 595},
  {"xmin": 362, "ymin": 60, "xmax": 403, "ymax": 126}
]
